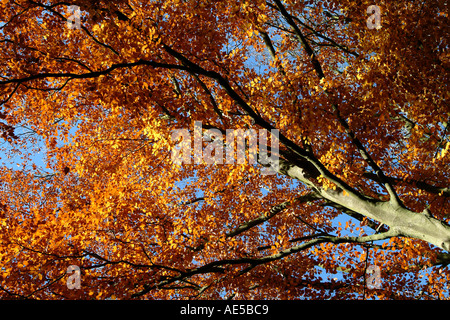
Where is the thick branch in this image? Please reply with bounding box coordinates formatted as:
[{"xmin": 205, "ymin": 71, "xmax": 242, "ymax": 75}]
[
  {"xmin": 226, "ymin": 192, "xmax": 320, "ymax": 238},
  {"xmin": 272, "ymin": 0, "xmax": 325, "ymax": 79},
  {"xmin": 272, "ymin": 157, "xmax": 450, "ymax": 251},
  {"xmin": 259, "ymin": 30, "xmax": 287, "ymax": 77},
  {"xmin": 161, "ymin": 42, "xmax": 314, "ymax": 163},
  {"xmin": 188, "ymin": 72, "xmax": 223, "ymax": 120},
  {"xmin": 0, "ymin": 59, "xmax": 189, "ymax": 85}
]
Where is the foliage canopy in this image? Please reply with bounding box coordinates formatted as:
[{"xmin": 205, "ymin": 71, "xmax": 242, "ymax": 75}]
[{"xmin": 0, "ymin": 0, "xmax": 449, "ymax": 299}]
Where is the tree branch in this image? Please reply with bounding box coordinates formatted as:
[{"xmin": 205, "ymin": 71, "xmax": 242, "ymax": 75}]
[
  {"xmin": 272, "ymin": 0, "xmax": 325, "ymax": 79},
  {"xmin": 0, "ymin": 59, "xmax": 189, "ymax": 85},
  {"xmin": 271, "ymin": 0, "xmax": 404, "ymax": 208},
  {"xmin": 226, "ymin": 192, "xmax": 320, "ymax": 238},
  {"xmin": 28, "ymin": 1, "xmax": 120, "ymax": 56},
  {"xmin": 363, "ymin": 172, "xmax": 450, "ymax": 197},
  {"xmin": 131, "ymin": 230, "xmax": 398, "ymax": 298}
]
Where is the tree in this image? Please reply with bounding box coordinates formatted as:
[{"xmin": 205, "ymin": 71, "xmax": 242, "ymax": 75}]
[{"xmin": 0, "ymin": 0, "xmax": 448, "ymax": 300}]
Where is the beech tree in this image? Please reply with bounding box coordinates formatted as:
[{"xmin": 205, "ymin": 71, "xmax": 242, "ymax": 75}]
[{"xmin": 0, "ymin": 0, "xmax": 449, "ymax": 300}]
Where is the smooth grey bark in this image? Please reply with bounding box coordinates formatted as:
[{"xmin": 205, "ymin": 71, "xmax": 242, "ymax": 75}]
[{"xmin": 272, "ymin": 157, "xmax": 450, "ymax": 252}]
